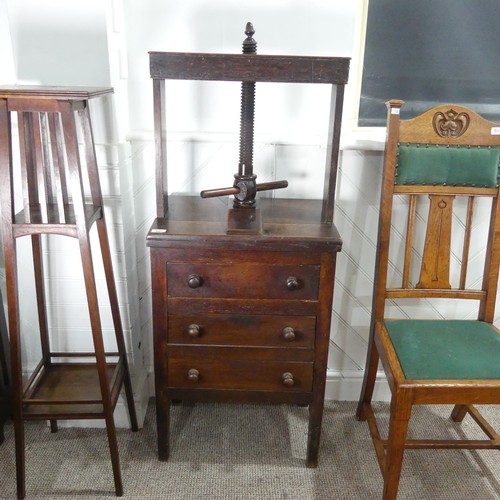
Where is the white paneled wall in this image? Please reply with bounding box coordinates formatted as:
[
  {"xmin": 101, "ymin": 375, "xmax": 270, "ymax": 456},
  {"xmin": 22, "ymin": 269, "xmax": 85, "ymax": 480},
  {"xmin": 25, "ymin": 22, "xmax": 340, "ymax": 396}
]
[{"xmin": 4, "ymin": 1, "xmax": 498, "ymax": 428}]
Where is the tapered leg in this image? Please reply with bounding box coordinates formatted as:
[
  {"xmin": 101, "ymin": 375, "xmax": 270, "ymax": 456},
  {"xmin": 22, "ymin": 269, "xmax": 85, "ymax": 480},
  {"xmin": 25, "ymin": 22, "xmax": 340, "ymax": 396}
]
[
  {"xmin": 0, "ymin": 99, "xmax": 25, "ymax": 498},
  {"xmin": 356, "ymin": 334, "xmax": 380, "ymax": 420},
  {"xmin": 96, "ymin": 219, "xmax": 138, "ymax": 432},
  {"xmin": 14, "ymin": 418, "xmax": 25, "ymax": 499},
  {"xmin": 104, "ymin": 413, "xmax": 123, "ymax": 497},
  {"xmin": 306, "ymin": 400, "xmax": 324, "ymax": 467},
  {"xmin": 156, "ymin": 395, "xmax": 170, "ymax": 461},
  {"xmin": 151, "ymin": 250, "xmax": 170, "ymax": 460},
  {"xmin": 5, "ymin": 244, "xmax": 25, "ymax": 499},
  {"xmin": 78, "ymin": 231, "xmax": 123, "ymax": 496},
  {"xmin": 383, "ymin": 397, "xmax": 411, "ymax": 500},
  {"xmin": 305, "ymin": 252, "xmax": 335, "ymax": 467},
  {"xmin": 79, "ymin": 105, "xmax": 138, "ymax": 433},
  {"xmin": 62, "ymin": 99, "xmax": 131, "ymax": 495},
  {"xmin": 0, "ymin": 382, "xmax": 4, "ymax": 443},
  {"xmin": 0, "ymin": 290, "xmax": 8, "ymax": 445}
]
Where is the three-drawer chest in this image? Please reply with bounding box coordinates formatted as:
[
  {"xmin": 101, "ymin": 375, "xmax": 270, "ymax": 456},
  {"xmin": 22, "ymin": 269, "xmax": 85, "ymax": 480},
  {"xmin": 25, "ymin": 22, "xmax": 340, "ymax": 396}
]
[
  {"xmin": 147, "ymin": 196, "xmax": 341, "ymax": 465},
  {"xmin": 147, "ymin": 48, "xmax": 349, "ymax": 466}
]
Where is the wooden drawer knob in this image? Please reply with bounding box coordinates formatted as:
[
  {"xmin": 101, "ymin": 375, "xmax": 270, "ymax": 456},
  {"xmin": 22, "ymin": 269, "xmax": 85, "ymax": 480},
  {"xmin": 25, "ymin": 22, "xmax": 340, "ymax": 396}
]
[
  {"xmin": 187, "ymin": 324, "xmax": 201, "ymax": 338},
  {"xmin": 187, "ymin": 274, "xmax": 203, "ymax": 289},
  {"xmin": 187, "ymin": 369, "xmax": 200, "ymax": 383},
  {"xmin": 281, "ymin": 326, "xmax": 296, "ymax": 342},
  {"xmin": 286, "ymin": 276, "xmax": 300, "ymax": 291},
  {"xmin": 282, "ymin": 372, "xmax": 295, "ymax": 387}
]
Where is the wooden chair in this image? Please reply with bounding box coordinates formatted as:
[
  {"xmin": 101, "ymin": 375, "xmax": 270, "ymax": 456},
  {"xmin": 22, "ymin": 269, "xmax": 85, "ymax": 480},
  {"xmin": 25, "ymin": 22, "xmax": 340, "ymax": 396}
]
[
  {"xmin": 357, "ymin": 99, "xmax": 500, "ymax": 499},
  {"xmin": 0, "ymin": 86, "xmax": 138, "ymax": 498}
]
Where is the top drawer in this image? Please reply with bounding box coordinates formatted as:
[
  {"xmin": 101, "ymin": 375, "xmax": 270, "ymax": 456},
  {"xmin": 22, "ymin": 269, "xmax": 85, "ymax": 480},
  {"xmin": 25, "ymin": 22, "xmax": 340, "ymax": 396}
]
[{"xmin": 167, "ymin": 263, "xmax": 320, "ymax": 300}]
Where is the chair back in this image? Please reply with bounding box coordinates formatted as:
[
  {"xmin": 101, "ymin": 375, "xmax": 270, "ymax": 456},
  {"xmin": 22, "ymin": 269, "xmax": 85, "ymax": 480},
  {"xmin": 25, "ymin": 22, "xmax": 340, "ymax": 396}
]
[{"xmin": 375, "ymin": 100, "xmax": 500, "ymax": 324}]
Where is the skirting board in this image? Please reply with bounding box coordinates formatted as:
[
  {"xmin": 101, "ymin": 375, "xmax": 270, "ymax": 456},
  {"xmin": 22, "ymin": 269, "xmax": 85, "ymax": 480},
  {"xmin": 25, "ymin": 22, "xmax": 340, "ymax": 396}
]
[{"xmin": 324, "ymin": 369, "xmax": 391, "ymax": 402}]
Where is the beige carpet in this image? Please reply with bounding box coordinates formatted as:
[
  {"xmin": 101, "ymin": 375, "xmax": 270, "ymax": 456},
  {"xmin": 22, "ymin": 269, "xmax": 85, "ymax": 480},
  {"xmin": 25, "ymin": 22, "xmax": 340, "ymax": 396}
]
[{"xmin": 0, "ymin": 400, "xmax": 500, "ymax": 499}]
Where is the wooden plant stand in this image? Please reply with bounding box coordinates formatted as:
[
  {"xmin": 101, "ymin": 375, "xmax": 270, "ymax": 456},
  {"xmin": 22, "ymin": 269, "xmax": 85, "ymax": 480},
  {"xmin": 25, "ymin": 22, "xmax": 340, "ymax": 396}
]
[{"xmin": 0, "ymin": 86, "xmax": 138, "ymax": 498}]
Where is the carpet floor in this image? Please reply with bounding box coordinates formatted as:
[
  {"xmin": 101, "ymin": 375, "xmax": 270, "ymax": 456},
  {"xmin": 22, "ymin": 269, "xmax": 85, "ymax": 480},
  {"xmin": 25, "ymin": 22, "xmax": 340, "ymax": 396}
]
[{"xmin": 1, "ymin": 400, "xmax": 500, "ymax": 499}]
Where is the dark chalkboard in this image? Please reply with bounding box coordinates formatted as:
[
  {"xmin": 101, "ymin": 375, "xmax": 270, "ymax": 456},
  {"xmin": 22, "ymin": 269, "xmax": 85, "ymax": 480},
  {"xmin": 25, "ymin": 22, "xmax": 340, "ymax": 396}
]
[{"xmin": 358, "ymin": 0, "xmax": 500, "ymax": 126}]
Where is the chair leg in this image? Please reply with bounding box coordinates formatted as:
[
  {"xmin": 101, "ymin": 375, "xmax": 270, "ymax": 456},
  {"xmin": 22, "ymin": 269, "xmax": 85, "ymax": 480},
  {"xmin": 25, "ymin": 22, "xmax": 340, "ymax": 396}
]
[
  {"xmin": 384, "ymin": 397, "xmax": 411, "ymax": 500},
  {"xmin": 451, "ymin": 404, "xmax": 468, "ymax": 422},
  {"xmin": 79, "ymin": 232, "xmax": 123, "ymax": 496},
  {"xmin": 356, "ymin": 334, "xmax": 380, "ymax": 420},
  {"xmin": 96, "ymin": 219, "xmax": 138, "ymax": 432}
]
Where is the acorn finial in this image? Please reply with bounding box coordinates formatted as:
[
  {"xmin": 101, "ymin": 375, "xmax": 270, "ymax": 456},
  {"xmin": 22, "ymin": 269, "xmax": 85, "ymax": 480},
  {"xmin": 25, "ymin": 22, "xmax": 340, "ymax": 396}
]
[{"xmin": 242, "ymin": 22, "xmax": 257, "ymax": 54}]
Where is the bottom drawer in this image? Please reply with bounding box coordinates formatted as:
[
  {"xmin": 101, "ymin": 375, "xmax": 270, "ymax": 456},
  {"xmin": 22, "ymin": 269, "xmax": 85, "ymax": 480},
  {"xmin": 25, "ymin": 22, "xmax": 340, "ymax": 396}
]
[{"xmin": 168, "ymin": 358, "xmax": 313, "ymax": 392}]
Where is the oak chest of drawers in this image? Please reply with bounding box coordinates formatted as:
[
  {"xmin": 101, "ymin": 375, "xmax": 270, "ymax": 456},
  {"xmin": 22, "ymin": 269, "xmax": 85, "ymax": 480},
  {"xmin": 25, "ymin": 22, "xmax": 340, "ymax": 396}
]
[{"xmin": 147, "ymin": 195, "xmax": 341, "ymax": 465}]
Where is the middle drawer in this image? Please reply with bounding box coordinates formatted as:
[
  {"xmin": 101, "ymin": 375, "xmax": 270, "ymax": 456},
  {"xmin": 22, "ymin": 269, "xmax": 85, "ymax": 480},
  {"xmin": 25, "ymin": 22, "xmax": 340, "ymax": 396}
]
[{"xmin": 168, "ymin": 313, "xmax": 316, "ymax": 348}]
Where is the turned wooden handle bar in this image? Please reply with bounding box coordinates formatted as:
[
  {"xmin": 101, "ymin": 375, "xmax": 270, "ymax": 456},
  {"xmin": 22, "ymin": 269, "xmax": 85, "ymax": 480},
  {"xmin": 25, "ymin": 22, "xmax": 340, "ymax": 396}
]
[{"xmin": 200, "ymin": 179, "xmax": 288, "ymax": 199}]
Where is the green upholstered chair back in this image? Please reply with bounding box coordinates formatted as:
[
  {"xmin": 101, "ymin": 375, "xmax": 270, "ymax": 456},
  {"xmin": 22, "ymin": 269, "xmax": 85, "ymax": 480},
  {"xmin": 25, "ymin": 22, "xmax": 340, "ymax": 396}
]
[
  {"xmin": 395, "ymin": 143, "xmax": 500, "ymax": 188},
  {"xmin": 374, "ymin": 101, "xmax": 500, "ymax": 324}
]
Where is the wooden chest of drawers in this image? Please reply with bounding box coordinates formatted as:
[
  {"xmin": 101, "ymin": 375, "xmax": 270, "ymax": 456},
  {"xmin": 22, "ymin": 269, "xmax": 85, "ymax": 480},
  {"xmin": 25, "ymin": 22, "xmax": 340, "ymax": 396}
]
[{"xmin": 147, "ymin": 195, "xmax": 341, "ymax": 466}]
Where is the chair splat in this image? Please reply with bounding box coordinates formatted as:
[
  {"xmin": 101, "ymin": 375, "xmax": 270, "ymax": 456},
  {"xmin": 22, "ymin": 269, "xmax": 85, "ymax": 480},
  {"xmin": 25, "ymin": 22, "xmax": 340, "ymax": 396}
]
[{"xmin": 416, "ymin": 194, "xmax": 455, "ymax": 289}]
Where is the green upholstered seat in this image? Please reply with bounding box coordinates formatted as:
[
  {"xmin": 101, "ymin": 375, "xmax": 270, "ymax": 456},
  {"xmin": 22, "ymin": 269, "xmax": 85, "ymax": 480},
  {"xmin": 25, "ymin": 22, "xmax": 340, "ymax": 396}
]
[
  {"xmin": 385, "ymin": 319, "xmax": 500, "ymax": 379},
  {"xmin": 396, "ymin": 144, "xmax": 500, "ymax": 187}
]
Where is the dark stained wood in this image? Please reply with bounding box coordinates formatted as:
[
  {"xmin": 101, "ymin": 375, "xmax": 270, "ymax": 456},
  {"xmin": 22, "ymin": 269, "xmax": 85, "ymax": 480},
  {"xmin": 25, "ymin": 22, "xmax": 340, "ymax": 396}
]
[
  {"xmin": 168, "ymin": 358, "xmax": 313, "ymax": 392},
  {"xmin": 0, "ymin": 288, "xmax": 9, "ymax": 445},
  {"xmin": 148, "ymin": 41, "xmax": 346, "ymax": 470},
  {"xmin": 0, "ymin": 87, "xmax": 137, "ymax": 499},
  {"xmin": 168, "ymin": 297, "xmax": 318, "ymax": 316},
  {"xmin": 149, "ymin": 52, "xmax": 350, "ymax": 84},
  {"xmin": 168, "ymin": 313, "xmax": 316, "ymax": 348},
  {"xmin": 357, "ymin": 100, "xmax": 500, "ymax": 500},
  {"xmin": 0, "ymin": 86, "xmax": 113, "ymax": 100},
  {"xmin": 153, "ymin": 79, "xmax": 167, "ymax": 218},
  {"xmin": 149, "ymin": 200, "xmax": 340, "ymax": 465},
  {"xmin": 167, "ymin": 262, "xmax": 320, "ymax": 300},
  {"xmin": 167, "ymin": 387, "xmax": 313, "ymax": 405},
  {"xmin": 167, "ymin": 344, "xmax": 315, "ymax": 363},
  {"xmin": 306, "ymin": 252, "xmax": 337, "ymax": 466},
  {"xmin": 150, "ymin": 50, "xmax": 348, "ymax": 223},
  {"xmin": 22, "ymin": 363, "xmax": 122, "ymax": 418},
  {"xmin": 12, "ymin": 204, "xmax": 101, "ymax": 237},
  {"xmin": 147, "ymin": 196, "xmax": 342, "ymax": 252},
  {"xmin": 322, "ymin": 84, "xmax": 345, "ymax": 223}
]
